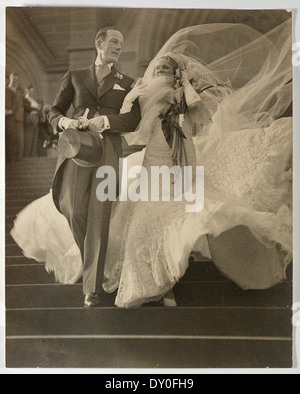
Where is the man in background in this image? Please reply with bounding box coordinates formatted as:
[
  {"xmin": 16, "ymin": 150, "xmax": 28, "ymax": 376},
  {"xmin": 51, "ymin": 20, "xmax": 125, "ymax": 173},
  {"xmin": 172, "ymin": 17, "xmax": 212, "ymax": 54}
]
[
  {"xmin": 23, "ymin": 86, "xmax": 41, "ymax": 157},
  {"xmin": 5, "ymin": 72, "xmax": 25, "ymax": 162}
]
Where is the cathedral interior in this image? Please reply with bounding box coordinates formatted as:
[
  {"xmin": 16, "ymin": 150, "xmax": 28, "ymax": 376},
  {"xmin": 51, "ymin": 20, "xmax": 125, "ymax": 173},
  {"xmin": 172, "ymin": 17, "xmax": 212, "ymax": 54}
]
[{"xmin": 6, "ymin": 7, "xmax": 291, "ymax": 107}]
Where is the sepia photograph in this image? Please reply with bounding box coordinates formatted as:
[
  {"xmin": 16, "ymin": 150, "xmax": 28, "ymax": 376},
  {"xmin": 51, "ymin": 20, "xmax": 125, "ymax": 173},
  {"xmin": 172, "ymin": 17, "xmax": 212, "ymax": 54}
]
[{"xmin": 2, "ymin": 2, "xmax": 298, "ymax": 372}]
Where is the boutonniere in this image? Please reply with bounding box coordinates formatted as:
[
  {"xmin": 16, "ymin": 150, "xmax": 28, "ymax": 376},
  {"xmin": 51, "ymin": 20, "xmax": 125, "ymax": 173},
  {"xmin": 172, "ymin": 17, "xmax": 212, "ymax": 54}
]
[{"xmin": 114, "ymin": 72, "xmax": 124, "ymax": 80}]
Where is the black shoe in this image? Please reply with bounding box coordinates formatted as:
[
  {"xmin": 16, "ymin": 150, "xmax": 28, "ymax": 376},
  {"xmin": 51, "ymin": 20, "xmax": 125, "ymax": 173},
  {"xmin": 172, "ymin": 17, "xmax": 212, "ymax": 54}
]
[{"xmin": 84, "ymin": 293, "xmax": 100, "ymax": 308}]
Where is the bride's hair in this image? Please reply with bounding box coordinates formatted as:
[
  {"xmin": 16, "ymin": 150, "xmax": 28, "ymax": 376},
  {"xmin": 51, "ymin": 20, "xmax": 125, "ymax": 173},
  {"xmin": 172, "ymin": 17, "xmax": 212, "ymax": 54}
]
[{"xmin": 153, "ymin": 56, "xmax": 179, "ymax": 76}]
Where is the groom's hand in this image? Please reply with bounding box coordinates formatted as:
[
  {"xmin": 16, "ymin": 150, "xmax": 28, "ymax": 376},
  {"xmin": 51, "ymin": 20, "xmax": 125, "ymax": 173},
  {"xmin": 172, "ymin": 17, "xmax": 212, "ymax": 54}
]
[
  {"xmin": 60, "ymin": 117, "xmax": 79, "ymax": 130},
  {"xmin": 86, "ymin": 117, "xmax": 105, "ymax": 133}
]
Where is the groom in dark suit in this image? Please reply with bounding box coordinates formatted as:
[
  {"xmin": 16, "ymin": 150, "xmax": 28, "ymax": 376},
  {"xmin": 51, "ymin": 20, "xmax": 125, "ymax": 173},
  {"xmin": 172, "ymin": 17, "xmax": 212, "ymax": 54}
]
[{"xmin": 48, "ymin": 27, "xmax": 140, "ymax": 307}]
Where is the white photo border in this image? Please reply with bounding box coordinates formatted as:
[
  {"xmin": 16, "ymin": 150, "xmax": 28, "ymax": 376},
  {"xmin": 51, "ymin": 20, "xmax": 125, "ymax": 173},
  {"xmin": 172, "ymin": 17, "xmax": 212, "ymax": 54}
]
[{"xmin": 0, "ymin": 0, "xmax": 299, "ymax": 375}]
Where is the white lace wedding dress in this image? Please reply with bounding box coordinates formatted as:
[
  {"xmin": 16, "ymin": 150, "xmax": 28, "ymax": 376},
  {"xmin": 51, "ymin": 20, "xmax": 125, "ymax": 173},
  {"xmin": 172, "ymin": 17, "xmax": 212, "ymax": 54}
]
[{"xmin": 11, "ymin": 115, "xmax": 293, "ymax": 307}]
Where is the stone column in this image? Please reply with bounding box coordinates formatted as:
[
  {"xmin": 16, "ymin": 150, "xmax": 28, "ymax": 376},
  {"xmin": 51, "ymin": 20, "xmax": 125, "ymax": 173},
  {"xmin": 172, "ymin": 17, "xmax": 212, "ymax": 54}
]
[{"xmin": 68, "ymin": 8, "xmax": 99, "ymax": 69}]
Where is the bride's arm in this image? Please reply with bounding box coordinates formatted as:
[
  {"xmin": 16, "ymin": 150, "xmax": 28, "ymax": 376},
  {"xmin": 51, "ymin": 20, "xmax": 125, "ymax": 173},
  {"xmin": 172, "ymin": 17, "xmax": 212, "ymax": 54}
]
[
  {"xmin": 181, "ymin": 73, "xmax": 201, "ymax": 108},
  {"xmin": 181, "ymin": 71, "xmax": 212, "ymax": 126},
  {"xmin": 120, "ymin": 79, "xmax": 148, "ymax": 114}
]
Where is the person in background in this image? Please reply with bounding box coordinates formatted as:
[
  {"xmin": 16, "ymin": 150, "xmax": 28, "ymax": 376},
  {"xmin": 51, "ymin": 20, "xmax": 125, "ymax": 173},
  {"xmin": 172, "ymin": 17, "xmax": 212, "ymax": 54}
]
[
  {"xmin": 23, "ymin": 86, "xmax": 41, "ymax": 157},
  {"xmin": 40, "ymin": 104, "xmax": 58, "ymax": 158},
  {"xmin": 5, "ymin": 74, "xmax": 17, "ymax": 163},
  {"xmin": 6, "ymin": 72, "xmax": 25, "ymax": 162}
]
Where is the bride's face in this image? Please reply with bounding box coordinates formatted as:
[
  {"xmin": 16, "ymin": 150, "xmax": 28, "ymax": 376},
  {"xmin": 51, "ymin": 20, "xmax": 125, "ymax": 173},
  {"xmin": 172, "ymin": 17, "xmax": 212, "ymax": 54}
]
[{"xmin": 153, "ymin": 58, "xmax": 175, "ymax": 78}]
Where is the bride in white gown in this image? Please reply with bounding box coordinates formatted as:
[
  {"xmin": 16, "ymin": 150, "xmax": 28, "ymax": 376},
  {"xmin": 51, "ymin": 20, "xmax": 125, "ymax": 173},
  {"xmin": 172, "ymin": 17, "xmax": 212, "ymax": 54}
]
[{"xmin": 11, "ymin": 19, "xmax": 293, "ymax": 308}]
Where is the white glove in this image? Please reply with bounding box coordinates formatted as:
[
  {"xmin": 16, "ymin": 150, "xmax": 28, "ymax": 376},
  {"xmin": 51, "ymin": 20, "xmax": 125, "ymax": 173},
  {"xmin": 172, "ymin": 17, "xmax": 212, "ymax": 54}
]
[
  {"xmin": 184, "ymin": 83, "xmax": 201, "ymax": 106},
  {"xmin": 180, "ymin": 71, "xmax": 201, "ymax": 106},
  {"xmin": 84, "ymin": 117, "xmax": 105, "ymax": 134},
  {"xmin": 181, "ymin": 70, "xmax": 190, "ymax": 86},
  {"xmin": 120, "ymin": 79, "xmax": 148, "ymax": 114},
  {"xmin": 127, "ymin": 78, "xmax": 148, "ymax": 102},
  {"xmin": 59, "ymin": 117, "xmax": 79, "ymax": 130}
]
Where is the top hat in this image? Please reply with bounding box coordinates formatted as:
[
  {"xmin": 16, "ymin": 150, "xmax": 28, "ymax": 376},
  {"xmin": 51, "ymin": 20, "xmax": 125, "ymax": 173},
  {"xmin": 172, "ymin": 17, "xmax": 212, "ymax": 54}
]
[{"xmin": 57, "ymin": 128, "xmax": 104, "ymax": 168}]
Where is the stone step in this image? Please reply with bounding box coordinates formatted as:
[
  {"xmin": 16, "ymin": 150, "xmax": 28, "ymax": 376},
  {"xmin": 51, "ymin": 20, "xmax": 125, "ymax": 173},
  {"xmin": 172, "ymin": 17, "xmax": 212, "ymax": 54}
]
[
  {"xmin": 6, "ymin": 336, "xmax": 292, "ymax": 368},
  {"xmin": 5, "ymin": 281, "xmax": 292, "ymax": 309},
  {"xmin": 5, "ymin": 185, "xmax": 52, "ymax": 193},
  {"xmin": 5, "ymin": 159, "xmax": 57, "ymax": 171},
  {"xmin": 177, "ymin": 281, "xmax": 292, "ymax": 308},
  {"xmin": 5, "ymin": 261, "xmax": 227, "ymax": 285},
  {"xmin": 6, "ymin": 264, "xmax": 56, "ymax": 284},
  {"xmin": 6, "ymin": 207, "xmax": 29, "ymax": 216},
  {"xmin": 5, "ymin": 181, "xmax": 53, "ymax": 189},
  {"xmin": 6, "ymin": 173, "xmax": 53, "ymax": 181},
  {"xmin": 6, "ymin": 223, "xmax": 15, "ymax": 233},
  {"xmin": 6, "ymin": 199, "xmax": 47, "ymax": 208},
  {"xmin": 6, "ymin": 307, "xmax": 292, "ymax": 338},
  {"xmin": 5, "ymin": 181, "xmax": 53, "ymax": 186},
  {"xmin": 5, "ymin": 244, "xmax": 23, "ymax": 257},
  {"xmin": 6, "ymin": 169, "xmax": 55, "ymax": 177},
  {"xmin": 6, "ymin": 216, "xmax": 17, "ymax": 226},
  {"xmin": 6, "ymin": 164, "xmax": 55, "ymax": 171},
  {"xmin": 6, "ymin": 165, "xmax": 55, "ymax": 170},
  {"xmin": 5, "ymin": 172, "xmax": 55, "ymax": 181},
  {"xmin": 5, "ymin": 259, "xmax": 292, "ymax": 285},
  {"xmin": 5, "ymin": 193, "xmax": 48, "ymax": 203},
  {"xmin": 5, "ymin": 256, "xmax": 42, "ymax": 266},
  {"xmin": 6, "ymin": 157, "xmax": 56, "ymax": 163}
]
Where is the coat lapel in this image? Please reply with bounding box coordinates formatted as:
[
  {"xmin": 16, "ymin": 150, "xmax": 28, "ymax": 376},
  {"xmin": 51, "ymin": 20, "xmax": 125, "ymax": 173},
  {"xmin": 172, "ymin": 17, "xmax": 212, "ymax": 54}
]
[
  {"xmin": 78, "ymin": 64, "xmax": 123, "ymax": 100},
  {"xmin": 79, "ymin": 64, "xmax": 98, "ymax": 99},
  {"xmin": 97, "ymin": 66, "xmax": 121, "ymax": 100}
]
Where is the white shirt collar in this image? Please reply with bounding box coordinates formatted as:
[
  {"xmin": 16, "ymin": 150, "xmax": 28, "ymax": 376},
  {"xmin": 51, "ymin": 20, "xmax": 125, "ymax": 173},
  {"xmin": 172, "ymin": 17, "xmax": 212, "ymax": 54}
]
[
  {"xmin": 9, "ymin": 85, "xmax": 17, "ymax": 93},
  {"xmin": 95, "ymin": 56, "xmax": 113, "ymax": 70}
]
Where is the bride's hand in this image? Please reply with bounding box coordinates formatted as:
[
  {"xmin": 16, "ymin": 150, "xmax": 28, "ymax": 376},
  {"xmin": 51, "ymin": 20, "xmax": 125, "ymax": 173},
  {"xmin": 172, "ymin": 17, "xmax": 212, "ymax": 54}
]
[
  {"xmin": 126, "ymin": 78, "xmax": 148, "ymax": 102},
  {"xmin": 181, "ymin": 70, "xmax": 190, "ymax": 86}
]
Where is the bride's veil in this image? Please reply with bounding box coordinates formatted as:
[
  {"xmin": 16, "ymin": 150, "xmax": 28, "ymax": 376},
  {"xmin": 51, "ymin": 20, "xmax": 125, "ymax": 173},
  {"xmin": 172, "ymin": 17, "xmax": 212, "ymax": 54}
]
[
  {"xmin": 141, "ymin": 18, "xmax": 292, "ymax": 136},
  {"xmin": 106, "ymin": 18, "xmax": 293, "ymax": 292}
]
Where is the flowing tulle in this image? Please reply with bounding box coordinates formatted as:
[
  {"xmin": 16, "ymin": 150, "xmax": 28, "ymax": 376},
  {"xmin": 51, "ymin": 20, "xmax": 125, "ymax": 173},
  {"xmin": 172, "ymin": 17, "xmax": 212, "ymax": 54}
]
[
  {"xmin": 144, "ymin": 19, "xmax": 292, "ymax": 129},
  {"xmin": 10, "ymin": 192, "xmax": 83, "ymax": 284}
]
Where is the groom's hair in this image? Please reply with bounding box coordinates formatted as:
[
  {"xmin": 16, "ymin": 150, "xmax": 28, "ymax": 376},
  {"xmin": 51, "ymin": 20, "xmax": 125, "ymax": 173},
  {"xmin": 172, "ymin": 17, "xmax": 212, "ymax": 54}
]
[{"xmin": 95, "ymin": 26, "xmax": 120, "ymax": 46}]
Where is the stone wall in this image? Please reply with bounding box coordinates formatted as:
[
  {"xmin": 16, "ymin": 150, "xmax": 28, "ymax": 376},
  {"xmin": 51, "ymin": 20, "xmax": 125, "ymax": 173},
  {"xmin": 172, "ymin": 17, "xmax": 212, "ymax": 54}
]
[{"xmin": 6, "ymin": 7, "xmax": 291, "ymax": 106}]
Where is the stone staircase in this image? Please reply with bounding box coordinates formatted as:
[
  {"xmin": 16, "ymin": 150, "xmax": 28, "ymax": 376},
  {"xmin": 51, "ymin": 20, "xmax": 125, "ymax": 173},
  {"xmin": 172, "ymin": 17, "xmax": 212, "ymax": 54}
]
[{"xmin": 5, "ymin": 158, "xmax": 293, "ymax": 369}]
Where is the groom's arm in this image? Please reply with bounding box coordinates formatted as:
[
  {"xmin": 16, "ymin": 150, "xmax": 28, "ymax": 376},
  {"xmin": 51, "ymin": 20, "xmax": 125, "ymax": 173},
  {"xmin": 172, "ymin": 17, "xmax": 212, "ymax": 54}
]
[
  {"xmin": 48, "ymin": 71, "xmax": 75, "ymax": 132},
  {"xmin": 86, "ymin": 75, "xmax": 141, "ymax": 134},
  {"xmin": 106, "ymin": 98, "xmax": 141, "ymax": 134},
  {"xmin": 88, "ymin": 97, "xmax": 141, "ymax": 135}
]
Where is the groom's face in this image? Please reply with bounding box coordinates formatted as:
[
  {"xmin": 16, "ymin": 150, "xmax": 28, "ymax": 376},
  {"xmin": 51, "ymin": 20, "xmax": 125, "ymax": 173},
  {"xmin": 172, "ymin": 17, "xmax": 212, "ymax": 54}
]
[{"xmin": 97, "ymin": 30, "xmax": 124, "ymax": 64}]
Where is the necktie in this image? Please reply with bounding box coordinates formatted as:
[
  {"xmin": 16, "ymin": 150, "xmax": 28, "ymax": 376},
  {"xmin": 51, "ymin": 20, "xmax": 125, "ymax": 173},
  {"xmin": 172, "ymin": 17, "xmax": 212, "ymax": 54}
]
[{"xmin": 96, "ymin": 64, "xmax": 111, "ymax": 96}]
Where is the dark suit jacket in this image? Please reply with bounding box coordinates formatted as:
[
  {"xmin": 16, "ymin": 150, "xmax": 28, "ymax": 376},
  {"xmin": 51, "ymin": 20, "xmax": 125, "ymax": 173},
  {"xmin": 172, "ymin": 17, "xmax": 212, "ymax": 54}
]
[
  {"xmin": 5, "ymin": 87, "xmax": 17, "ymax": 116},
  {"xmin": 48, "ymin": 63, "xmax": 141, "ymax": 210}
]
